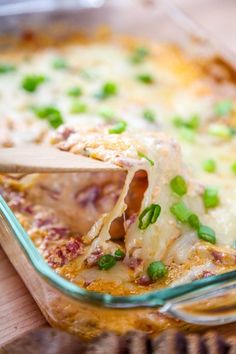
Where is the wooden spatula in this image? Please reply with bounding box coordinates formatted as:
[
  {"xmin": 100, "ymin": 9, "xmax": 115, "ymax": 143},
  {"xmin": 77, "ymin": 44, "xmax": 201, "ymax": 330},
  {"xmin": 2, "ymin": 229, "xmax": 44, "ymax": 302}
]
[{"xmin": 0, "ymin": 146, "xmax": 122, "ymax": 173}]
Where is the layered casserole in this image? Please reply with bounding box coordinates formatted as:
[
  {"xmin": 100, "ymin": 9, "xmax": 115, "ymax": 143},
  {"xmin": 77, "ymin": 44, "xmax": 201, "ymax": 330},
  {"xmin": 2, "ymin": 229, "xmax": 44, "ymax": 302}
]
[{"xmin": 0, "ymin": 27, "xmax": 236, "ymax": 333}]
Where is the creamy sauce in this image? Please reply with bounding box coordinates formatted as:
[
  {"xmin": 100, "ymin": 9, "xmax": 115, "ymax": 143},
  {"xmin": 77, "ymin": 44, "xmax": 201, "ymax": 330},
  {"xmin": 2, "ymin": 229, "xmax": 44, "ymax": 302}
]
[{"xmin": 1, "ymin": 32, "xmax": 236, "ymax": 294}]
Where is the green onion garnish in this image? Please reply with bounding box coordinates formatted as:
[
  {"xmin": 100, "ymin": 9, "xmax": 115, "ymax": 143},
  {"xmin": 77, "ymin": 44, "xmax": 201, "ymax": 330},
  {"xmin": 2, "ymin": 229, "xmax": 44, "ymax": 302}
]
[
  {"xmin": 170, "ymin": 175, "xmax": 187, "ymax": 196},
  {"xmin": 70, "ymin": 101, "xmax": 87, "ymax": 114},
  {"xmin": 172, "ymin": 114, "xmax": 200, "ymax": 131},
  {"xmin": 230, "ymin": 127, "xmax": 236, "ymax": 136},
  {"xmin": 0, "ymin": 63, "xmax": 16, "ymax": 74},
  {"xmin": 202, "ymin": 159, "xmax": 216, "ymax": 173},
  {"xmin": 186, "ymin": 114, "xmax": 200, "ymax": 130},
  {"xmin": 203, "ymin": 187, "xmax": 219, "ymax": 209},
  {"xmin": 172, "ymin": 116, "xmax": 184, "ymax": 128},
  {"xmin": 22, "ymin": 75, "xmax": 46, "ymax": 93},
  {"xmin": 188, "ymin": 214, "xmax": 200, "ymax": 230},
  {"xmin": 48, "ymin": 113, "xmax": 64, "ymax": 128},
  {"xmin": 102, "ymin": 82, "xmax": 117, "ymax": 95},
  {"xmin": 208, "ymin": 124, "xmax": 233, "ymax": 139},
  {"xmin": 170, "ymin": 201, "xmax": 191, "ymax": 223},
  {"xmin": 136, "ymin": 73, "xmax": 154, "ymax": 84},
  {"xmin": 95, "ymin": 81, "xmax": 118, "ymax": 99},
  {"xmin": 138, "ymin": 204, "xmax": 161, "ymax": 230},
  {"xmin": 143, "ymin": 109, "xmax": 156, "ymax": 123},
  {"xmin": 138, "ymin": 151, "xmax": 154, "ymax": 166},
  {"xmin": 114, "ymin": 249, "xmax": 125, "ymax": 260},
  {"xmin": 214, "ymin": 100, "xmax": 233, "ymax": 117},
  {"xmin": 231, "ymin": 162, "xmax": 236, "ymax": 174},
  {"xmin": 147, "ymin": 261, "xmax": 168, "ymax": 281},
  {"xmin": 52, "ymin": 57, "xmax": 68, "ymax": 69},
  {"xmin": 179, "ymin": 127, "xmax": 196, "ymax": 143},
  {"xmin": 32, "ymin": 105, "xmax": 64, "ymax": 128},
  {"xmin": 130, "ymin": 46, "xmax": 149, "ymax": 64},
  {"xmin": 67, "ymin": 86, "xmax": 82, "ymax": 97},
  {"xmin": 198, "ymin": 225, "xmax": 216, "ymax": 244},
  {"xmin": 97, "ymin": 254, "xmax": 116, "ymax": 270},
  {"xmin": 109, "ymin": 120, "xmax": 127, "ymax": 134},
  {"xmin": 170, "ymin": 201, "xmax": 216, "ymax": 244},
  {"xmin": 98, "ymin": 106, "xmax": 115, "ymax": 122}
]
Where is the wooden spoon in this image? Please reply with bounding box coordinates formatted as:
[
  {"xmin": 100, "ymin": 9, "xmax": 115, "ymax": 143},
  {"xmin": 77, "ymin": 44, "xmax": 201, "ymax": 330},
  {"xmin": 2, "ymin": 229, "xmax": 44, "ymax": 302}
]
[{"xmin": 0, "ymin": 146, "xmax": 122, "ymax": 173}]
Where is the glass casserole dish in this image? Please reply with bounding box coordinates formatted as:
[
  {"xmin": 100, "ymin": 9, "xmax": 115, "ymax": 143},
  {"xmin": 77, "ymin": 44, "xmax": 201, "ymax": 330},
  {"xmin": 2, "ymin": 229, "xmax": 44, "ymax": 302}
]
[{"xmin": 0, "ymin": 0, "xmax": 236, "ymax": 338}]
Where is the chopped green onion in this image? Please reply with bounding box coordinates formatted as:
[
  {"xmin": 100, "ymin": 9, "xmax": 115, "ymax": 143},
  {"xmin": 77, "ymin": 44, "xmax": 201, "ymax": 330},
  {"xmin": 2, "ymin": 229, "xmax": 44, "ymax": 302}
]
[
  {"xmin": 114, "ymin": 249, "xmax": 125, "ymax": 260},
  {"xmin": 214, "ymin": 100, "xmax": 233, "ymax": 117},
  {"xmin": 208, "ymin": 124, "xmax": 233, "ymax": 139},
  {"xmin": 70, "ymin": 101, "xmax": 87, "ymax": 114},
  {"xmin": 138, "ymin": 151, "xmax": 154, "ymax": 166},
  {"xmin": 95, "ymin": 81, "xmax": 118, "ymax": 99},
  {"xmin": 202, "ymin": 159, "xmax": 217, "ymax": 173},
  {"xmin": 109, "ymin": 120, "xmax": 127, "ymax": 134},
  {"xmin": 170, "ymin": 201, "xmax": 191, "ymax": 223},
  {"xmin": 136, "ymin": 73, "xmax": 154, "ymax": 84},
  {"xmin": 48, "ymin": 113, "xmax": 64, "ymax": 129},
  {"xmin": 32, "ymin": 105, "xmax": 64, "ymax": 128},
  {"xmin": 67, "ymin": 86, "xmax": 82, "ymax": 97},
  {"xmin": 103, "ymin": 82, "xmax": 117, "ymax": 95},
  {"xmin": 188, "ymin": 214, "xmax": 200, "ymax": 230},
  {"xmin": 138, "ymin": 204, "xmax": 161, "ymax": 230},
  {"xmin": 173, "ymin": 116, "xmax": 184, "ymax": 127},
  {"xmin": 173, "ymin": 114, "xmax": 200, "ymax": 131},
  {"xmin": 52, "ymin": 57, "xmax": 68, "ymax": 69},
  {"xmin": 230, "ymin": 127, "xmax": 236, "ymax": 135},
  {"xmin": 0, "ymin": 63, "xmax": 16, "ymax": 74},
  {"xmin": 147, "ymin": 261, "xmax": 168, "ymax": 281},
  {"xmin": 231, "ymin": 162, "xmax": 236, "ymax": 174},
  {"xmin": 173, "ymin": 114, "xmax": 199, "ymax": 142},
  {"xmin": 187, "ymin": 115, "xmax": 200, "ymax": 130},
  {"xmin": 33, "ymin": 105, "xmax": 59, "ymax": 118},
  {"xmin": 198, "ymin": 225, "xmax": 216, "ymax": 244},
  {"xmin": 130, "ymin": 46, "xmax": 149, "ymax": 64},
  {"xmin": 98, "ymin": 106, "xmax": 115, "ymax": 122},
  {"xmin": 179, "ymin": 127, "xmax": 196, "ymax": 143},
  {"xmin": 143, "ymin": 109, "xmax": 156, "ymax": 123},
  {"xmin": 203, "ymin": 187, "xmax": 219, "ymax": 209},
  {"xmin": 22, "ymin": 75, "xmax": 46, "ymax": 93},
  {"xmin": 97, "ymin": 254, "xmax": 116, "ymax": 270},
  {"xmin": 170, "ymin": 175, "xmax": 187, "ymax": 196}
]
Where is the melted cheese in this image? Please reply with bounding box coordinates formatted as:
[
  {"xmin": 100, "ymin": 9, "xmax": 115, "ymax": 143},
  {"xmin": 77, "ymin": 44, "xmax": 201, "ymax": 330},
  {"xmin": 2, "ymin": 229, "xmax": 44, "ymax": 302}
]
[{"xmin": 1, "ymin": 33, "xmax": 236, "ymax": 293}]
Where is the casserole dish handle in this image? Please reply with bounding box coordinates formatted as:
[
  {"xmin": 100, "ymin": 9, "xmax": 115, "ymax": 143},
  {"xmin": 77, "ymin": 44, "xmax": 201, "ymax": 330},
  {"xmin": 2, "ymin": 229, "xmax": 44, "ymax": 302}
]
[{"xmin": 161, "ymin": 280, "xmax": 236, "ymax": 325}]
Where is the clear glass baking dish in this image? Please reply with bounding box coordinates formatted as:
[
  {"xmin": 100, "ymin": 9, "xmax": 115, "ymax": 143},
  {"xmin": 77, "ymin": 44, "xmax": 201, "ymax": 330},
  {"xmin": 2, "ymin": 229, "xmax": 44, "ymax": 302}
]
[{"xmin": 0, "ymin": 0, "xmax": 236, "ymax": 338}]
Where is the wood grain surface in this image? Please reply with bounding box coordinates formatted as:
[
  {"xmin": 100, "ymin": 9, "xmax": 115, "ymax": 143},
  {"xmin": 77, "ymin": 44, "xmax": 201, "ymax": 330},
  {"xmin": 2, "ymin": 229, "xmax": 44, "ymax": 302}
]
[
  {"xmin": 1, "ymin": 0, "xmax": 236, "ymax": 347},
  {"xmin": 0, "ymin": 248, "xmax": 46, "ymax": 346}
]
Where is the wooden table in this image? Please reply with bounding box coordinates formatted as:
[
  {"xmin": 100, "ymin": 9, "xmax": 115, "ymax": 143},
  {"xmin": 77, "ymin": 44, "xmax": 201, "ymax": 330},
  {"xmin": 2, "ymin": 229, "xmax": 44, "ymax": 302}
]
[
  {"xmin": 0, "ymin": 248, "xmax": 45, "ymax": 346},
  {"xmin": 1, "ymin": 0, "xmax": 236, "ymax": 346}
]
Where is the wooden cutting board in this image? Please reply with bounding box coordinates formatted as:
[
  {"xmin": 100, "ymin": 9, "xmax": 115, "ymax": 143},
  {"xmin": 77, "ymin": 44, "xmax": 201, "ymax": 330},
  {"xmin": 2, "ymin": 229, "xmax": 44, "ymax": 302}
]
[
  {"xmin": 1, "ymin": 0, "xmax": 236, "ymax": 347},
  {"xmin": 0, "ymin": 248, "xmax": 46, "ymax": 346}
]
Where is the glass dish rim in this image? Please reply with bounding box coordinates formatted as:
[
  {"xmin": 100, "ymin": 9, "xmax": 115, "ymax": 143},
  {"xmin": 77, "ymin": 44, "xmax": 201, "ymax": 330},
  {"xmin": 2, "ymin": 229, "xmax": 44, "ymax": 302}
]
[
  {"xmin": 1, "ymin": 0, "xmax": 236, "ymax": 310},
  {"xmin": 1, "ymin": 195, "xmax": 236, "ymax": 308}
]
